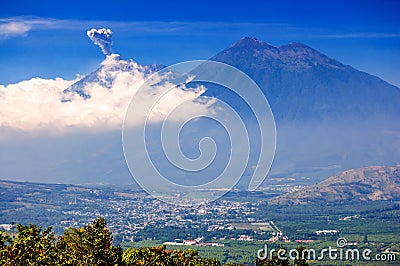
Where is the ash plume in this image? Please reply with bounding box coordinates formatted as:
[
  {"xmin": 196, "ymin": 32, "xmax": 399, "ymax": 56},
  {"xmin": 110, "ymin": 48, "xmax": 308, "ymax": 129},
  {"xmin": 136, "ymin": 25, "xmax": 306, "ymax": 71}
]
[{"xmin": 87, "ymin": 28, "xmax": 113, "ymax": 55}]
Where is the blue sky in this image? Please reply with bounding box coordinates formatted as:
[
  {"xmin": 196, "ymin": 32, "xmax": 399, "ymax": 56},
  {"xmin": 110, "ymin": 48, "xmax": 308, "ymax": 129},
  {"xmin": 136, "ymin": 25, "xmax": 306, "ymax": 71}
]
[{"xmin": 1, "ymin": 0, "xmax": 399, "ymax": 86}]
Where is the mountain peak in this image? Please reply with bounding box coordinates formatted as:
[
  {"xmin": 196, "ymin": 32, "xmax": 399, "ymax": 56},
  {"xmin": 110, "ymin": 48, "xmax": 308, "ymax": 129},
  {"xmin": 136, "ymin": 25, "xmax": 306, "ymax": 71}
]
[
  {"xmin": 64, "ymin": 54, "xmax": 164, "ymax": 98},
  {"xmin": 214, "ymin": 37, "xmax": 346, "ymax": 70},
  {"xmin": 236, "ymin": 37, "xmax": 263, "ymax": 44},
  {"xmin": 230, "ymin": 37, "xmax": 276, "ymax": 50}
]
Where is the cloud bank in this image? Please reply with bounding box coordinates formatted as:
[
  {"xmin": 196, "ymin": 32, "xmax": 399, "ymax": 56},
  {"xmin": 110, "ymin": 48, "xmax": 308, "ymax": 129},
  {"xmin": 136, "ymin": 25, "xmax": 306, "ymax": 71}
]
[{"xmin": 0, "ymin": 58, "xmax": 213, "ymax": 139}]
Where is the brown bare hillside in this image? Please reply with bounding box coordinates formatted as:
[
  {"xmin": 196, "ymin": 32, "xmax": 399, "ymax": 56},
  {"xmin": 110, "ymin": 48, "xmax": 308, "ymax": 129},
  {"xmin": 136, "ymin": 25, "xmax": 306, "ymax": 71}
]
[{"xmin": 269, "ymin": 165, "xmax": 400, "ymax": 205}]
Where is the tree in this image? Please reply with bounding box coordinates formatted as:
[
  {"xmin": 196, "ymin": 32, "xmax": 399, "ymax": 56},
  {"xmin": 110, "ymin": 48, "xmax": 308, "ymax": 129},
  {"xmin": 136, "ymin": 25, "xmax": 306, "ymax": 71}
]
[
  {"xmin": 59, "ymin": 216, "xmax": 123, "ymax": 265},
  {"xmin": 122, "ymin": 245, "xmax": 173, "ymax": 265},
  {"xmin": 0, "ymin": 217, "xmax": 123, "ymax": 266},
  {"xmin": 0, "ymin": 224, "xmax": 58, "ymax": 265}
]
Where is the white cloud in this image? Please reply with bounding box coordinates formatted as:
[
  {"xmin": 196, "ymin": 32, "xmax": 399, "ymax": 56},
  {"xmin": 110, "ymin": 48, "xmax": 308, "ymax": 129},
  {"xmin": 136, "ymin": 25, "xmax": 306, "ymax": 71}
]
[
  {"xmin": 0, "ymin": 16, "xmax": 287, "ymax": 34},
  {"xmin": 0, "ymin": 21, "xmax": 31, "ymax": 39},
  {"xmin": 0, "ymin": 59, "xmax": 214, "ymax": 139},
  {"xmin": 0, "ymin": 17, "xmax": 68, "ymax": 40}
]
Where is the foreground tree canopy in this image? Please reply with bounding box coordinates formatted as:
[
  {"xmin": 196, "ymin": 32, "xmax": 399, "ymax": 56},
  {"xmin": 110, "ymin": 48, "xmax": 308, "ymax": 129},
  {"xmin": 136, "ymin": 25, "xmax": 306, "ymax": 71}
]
[{"xmin": 0, "ymin": 217, "xmax": 308, "ymax": 265}]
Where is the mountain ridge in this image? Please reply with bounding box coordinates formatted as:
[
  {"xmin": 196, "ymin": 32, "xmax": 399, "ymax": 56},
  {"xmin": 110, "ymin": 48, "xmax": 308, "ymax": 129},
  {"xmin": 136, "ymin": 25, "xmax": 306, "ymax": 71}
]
[
  {"xmin": 269, "ymin": 164, "xmax": 400, "ymax": 205},
  {"xmin": 222, "ymin": 37, "xmax": 348, "ymax": 71},
  {"xmin": 211, "ymin": 36, "xmax": 400, "ymax": 122},
  {"xmin": 208, "ymin": 36, "xmax": 400, "ymax": 181}
]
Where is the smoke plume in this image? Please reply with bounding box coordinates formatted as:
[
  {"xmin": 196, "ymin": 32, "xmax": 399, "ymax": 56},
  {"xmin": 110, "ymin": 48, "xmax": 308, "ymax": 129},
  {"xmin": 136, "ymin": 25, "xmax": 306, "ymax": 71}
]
[{"xmin": 87, "ymin": 28, "xmax": 113, "ymax": 55}]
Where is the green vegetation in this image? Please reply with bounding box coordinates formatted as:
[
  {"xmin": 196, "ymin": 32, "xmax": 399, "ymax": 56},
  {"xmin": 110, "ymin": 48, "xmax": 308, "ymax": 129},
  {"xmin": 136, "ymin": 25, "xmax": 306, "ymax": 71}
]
[
  {"xmin": 122, "ymin": 240, "xmax": 322, "ymax": 265},
  {"xmin": 256, "ymin": 201, "xmax": 400, "ymax": 243},
  {"xmin": 0, "ymin": 217, "xmax": 217, "ymax": 265},
  {"xmin": 122, "ymin": 245, "xmax": 221, "ymax": 265},
  {"xmin": 0, "ymin": 217, "xmax": 311, "ymax": 265},
  {"xmin": 123, "ymin": 240, "xmax": 261, "ymax": 264},
  {"xmin": 0, "ymin": 217, "xmax": 122, "ymax": 265}
]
